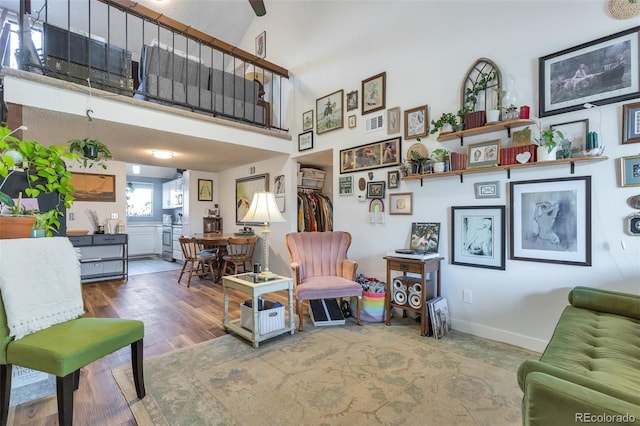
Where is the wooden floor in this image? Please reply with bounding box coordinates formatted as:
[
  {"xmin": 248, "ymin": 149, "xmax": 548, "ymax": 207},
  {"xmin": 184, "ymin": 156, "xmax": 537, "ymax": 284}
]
[{"xmin": 9, "ymin": 269, "xmax": 289, "ymax": 426}]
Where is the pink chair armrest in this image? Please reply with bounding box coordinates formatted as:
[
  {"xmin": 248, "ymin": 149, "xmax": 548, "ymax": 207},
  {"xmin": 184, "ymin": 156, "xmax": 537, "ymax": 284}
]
[
  {"xmin": 290, "ymin": 262, "xmax": 301, "ymax": 285},
  {"xmin": 342, "ymin": 259, "xmax": 357, "ymax": 280}
]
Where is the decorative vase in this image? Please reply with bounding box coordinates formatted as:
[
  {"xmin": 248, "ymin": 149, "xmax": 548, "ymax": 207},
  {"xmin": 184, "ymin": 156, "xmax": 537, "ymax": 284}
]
[
  {"xmin": 0, "ymin": 215, "xmax": 36, "ymax": 239},
  {"xmin": 537, "ymin": 145, "xmax": 557, "ymax": 162},
  {"xmin": 486, "ymin": 109, "xmax": 500, "ymax": 124}
]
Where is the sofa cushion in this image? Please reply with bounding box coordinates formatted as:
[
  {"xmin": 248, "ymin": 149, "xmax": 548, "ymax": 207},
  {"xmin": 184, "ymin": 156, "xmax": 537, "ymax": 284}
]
[
  {"xmin": 296, "ymin": 276, "xmax": 362, "ymax": 301},
  {"xmin": 570, "ymin": 286, "xmax": 640, "ymax": 320},
  {"xmin": 538, "ymin": 305, "xmax": 640, "ymax": 396}
]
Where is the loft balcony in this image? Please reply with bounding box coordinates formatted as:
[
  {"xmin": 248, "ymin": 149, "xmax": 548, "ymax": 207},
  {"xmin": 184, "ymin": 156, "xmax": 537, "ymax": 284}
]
[{"xmin": 0, "ymin": 1, "xmax": 292, "ymax": 172}]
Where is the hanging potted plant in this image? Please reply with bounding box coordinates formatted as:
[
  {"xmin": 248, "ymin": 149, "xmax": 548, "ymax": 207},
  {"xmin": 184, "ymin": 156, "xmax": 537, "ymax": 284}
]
[
  {"xmin": 68, "ymin": 137, "xmax": 112, "ymax": 169},
  {"xmin": 0, "ymin": 125, "xmax": 80, "ymax": 238}
]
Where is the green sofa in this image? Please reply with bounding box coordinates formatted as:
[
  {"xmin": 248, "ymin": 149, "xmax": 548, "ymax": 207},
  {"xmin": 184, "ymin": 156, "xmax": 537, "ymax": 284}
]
[{"xmin": 518, "ymin": 286, "xmax": 640, "ymax": 426}]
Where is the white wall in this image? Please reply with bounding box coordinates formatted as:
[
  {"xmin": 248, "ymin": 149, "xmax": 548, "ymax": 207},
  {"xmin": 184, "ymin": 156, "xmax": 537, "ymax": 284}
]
[{"xmin": 237, "ymin": 1, "xmax": 640, "ymax": 351}]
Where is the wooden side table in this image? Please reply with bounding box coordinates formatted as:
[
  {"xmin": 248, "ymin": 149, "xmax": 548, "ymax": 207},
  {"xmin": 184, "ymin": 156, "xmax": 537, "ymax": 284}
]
[
  {"xmin": 222, "ymin": 273, "xmax": 294, "ymax": 347},
  {"xmin": 384, "ymin": 256, "xmax": 443, "ymax": 336}
]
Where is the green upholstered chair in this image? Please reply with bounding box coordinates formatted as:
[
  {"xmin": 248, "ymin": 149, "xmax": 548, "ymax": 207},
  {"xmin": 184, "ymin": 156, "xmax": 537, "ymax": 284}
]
[
  {"xmin": 0, "ymin": 237, "xmax": 145, "ymax": 426},
  {"xmin": 0, "ymin": 294, "xmax": 145, "ymax": 426}
]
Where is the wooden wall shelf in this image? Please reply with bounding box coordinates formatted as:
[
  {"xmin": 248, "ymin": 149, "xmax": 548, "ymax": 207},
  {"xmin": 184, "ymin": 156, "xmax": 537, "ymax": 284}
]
[
  {"xmin": 436, "ymin": 119, "xmax": 536, "ymax": 145},
  {"xmin": 402, "ymin": 156, "xmax": 608, "ymax": 185}
]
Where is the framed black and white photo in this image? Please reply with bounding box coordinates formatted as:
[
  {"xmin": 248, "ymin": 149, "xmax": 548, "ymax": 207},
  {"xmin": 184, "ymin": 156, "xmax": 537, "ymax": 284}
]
[
  {"xmin": 451, "ymin": 206, "xmax": 505, "ymax": 270},
  {"xmin": 298, "ymin": 131, "xmax": 313, "ymax": 151},
  {"xmin": 622, "ymin": 101, "xmax": 640, "ymax": 144},
  {"xmin": 620, "ymin": 154, "xmax": 640, "ymax": 187},
  {"xmin": 474, "ymin": 181, "xmax": 500, "ymax": 199},
  {"xmin": 316, "ymin": 90, "xmax": 344, "ymax": 134},
  {"xmin": 302, "ymin": 110, "xmax": 313, "ymax": 131},
  {"xmin": 387, "ymin": 170, "xmax": 400, "ymax": 189},
  {"xmin": 539, "ymin": 26, "xmax": 640, "ymax": 117},
  {"xmin": 389, "ymin": 192, "xmax": 412, "ymax": 215},
  {"xmin": 362, "ymin": 72, "xmax": 386, "ymax": 115},
  {"xmin": 366, "ymin": 181, "xmax": 385, "ymax": 199},
  {"xmin": 346, "ymin": 90, "xmax": 358, "ymax": 111},
  {"xmin": 339, "ymin": 176, "xmax": 353, "ymax": 195},
  {"xmin": 551, "ymin": 119, "xmax": 589, "ymax": 154},
  {"xmin": 509, "ymin": 176, "xmax": 592, "ymax": 266}
]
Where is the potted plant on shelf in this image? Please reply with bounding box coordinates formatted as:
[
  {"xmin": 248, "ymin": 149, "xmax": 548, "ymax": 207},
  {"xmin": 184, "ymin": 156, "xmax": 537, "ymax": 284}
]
[
  {"xmin": 463, "ymin": 69, "xmax": 497, "ymax": 129},
  {"xmin": 431, "ymin": 148, "xmax": 450, "ymax": 173},
  {"xmin": 534, "ymin": 126, "xmax": 564, "ymax": 162},
  {"xmin": 68, "ymin": 137, "xmax": 112, "ymax": 169},
  {"xmin": 0, "ymin": 125, "xmax": 80, "ymax": 238},
  {"xmin": 430, "ymin": 112, "xmax": 459, "ymax": 134}
]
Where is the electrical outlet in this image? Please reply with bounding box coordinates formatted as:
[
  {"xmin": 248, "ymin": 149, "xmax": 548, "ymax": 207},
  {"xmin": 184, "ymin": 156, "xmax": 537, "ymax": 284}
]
[
  {"xmin": 110, "ymin": 212, "xmax": 119, "ymax": 219},
  {"xmin": 463, "ymin": 289, "xmax": 472, "ymax": 304},
  {"xmin": 68, "ymin": 212, "xmax": 75, "ymax": 221}
]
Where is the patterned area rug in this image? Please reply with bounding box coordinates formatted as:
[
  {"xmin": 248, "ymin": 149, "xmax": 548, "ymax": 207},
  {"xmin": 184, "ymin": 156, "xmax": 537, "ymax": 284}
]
[{"xmin": 113, "ymin": 321, "xmax": 538, "ymax": 425}]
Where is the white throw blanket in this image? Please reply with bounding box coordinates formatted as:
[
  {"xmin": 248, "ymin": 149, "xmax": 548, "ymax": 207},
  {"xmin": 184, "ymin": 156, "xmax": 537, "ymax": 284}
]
[{"xmin": 0, "ymin": 237, "xmax": 84, "ymax": 339}]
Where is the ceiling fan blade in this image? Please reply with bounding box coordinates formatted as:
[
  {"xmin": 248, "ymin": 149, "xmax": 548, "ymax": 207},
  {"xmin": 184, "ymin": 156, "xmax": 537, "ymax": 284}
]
[{"xmin": 249, "ymin": 0, "xmax": 266, "ymax": 17}]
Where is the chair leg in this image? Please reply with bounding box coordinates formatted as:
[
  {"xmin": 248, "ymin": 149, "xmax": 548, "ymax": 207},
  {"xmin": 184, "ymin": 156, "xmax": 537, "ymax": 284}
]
[
  {"xmin": 355, "ymin": 295, "xmax": 363, "ymax": 326},
  {"xmin": 297, "ymin": 299, "xmax": 304, "ymax": 332},
  {"xmin": 131, "ymin": 339, "xmax": 146, "ymax": 399},
  {"xmin": 56, "ymin": 373, "xmax": 75, "ymax": 426},
  {"xmin": 178, "ymin": 261, "xmax": 188, "ymax": 285},
  {"xmin": 0, "ymin": 364, "xmax": 12, "ymax": 426}
]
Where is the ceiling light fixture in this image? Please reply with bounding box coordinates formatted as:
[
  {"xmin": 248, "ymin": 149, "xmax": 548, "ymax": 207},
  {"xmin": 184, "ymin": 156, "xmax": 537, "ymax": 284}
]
[{"xmin": 151, "ymin": 150, "xmax": 174, "ymax": 159}]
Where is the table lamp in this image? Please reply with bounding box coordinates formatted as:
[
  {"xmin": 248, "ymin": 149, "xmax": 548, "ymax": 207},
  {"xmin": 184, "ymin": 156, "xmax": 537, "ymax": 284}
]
[{"xmin": 241, "ymin": 191, "xmax": 285, "ymax": 278}]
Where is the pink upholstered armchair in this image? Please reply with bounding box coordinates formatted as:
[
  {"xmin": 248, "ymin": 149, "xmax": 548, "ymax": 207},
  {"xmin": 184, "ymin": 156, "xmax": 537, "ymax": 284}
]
[{"xmin": 285, "ymin": 231, "xmax": 362, "ymax": 331}]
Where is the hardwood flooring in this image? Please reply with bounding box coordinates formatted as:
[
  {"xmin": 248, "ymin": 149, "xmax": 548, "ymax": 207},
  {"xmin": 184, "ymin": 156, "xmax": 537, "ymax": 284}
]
[{"xmin": 9, "ymin": 269, "xmax": 289, "ymax": 425}]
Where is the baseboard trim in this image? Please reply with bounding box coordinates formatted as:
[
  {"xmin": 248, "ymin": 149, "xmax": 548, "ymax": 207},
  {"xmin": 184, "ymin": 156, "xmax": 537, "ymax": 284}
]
[{"xmin": 452, "ymin": 318, "xmax": 548, "ymax": 353}]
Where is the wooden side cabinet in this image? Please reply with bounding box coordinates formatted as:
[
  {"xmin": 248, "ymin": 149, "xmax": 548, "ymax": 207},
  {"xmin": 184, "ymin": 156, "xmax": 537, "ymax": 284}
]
[
  {"xmin": 384, "ymin": 256, "xmax": 443, "ymax": 336},
  {"xmin": 68, "ymin": 234, "xmax": 128, "ymax": 283}
]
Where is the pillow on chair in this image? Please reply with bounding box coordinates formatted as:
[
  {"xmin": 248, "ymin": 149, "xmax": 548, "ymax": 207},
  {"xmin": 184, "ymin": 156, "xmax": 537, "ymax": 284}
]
[{"xmin": 0, "ymin": 237, "xmax": 84, "ymax": 339}]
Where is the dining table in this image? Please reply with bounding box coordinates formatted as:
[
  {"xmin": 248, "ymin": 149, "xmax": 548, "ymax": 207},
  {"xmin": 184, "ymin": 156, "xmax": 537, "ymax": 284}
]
[{"xmin": 193, "ymin": 233, "xmax": 234, "ymax": 282}]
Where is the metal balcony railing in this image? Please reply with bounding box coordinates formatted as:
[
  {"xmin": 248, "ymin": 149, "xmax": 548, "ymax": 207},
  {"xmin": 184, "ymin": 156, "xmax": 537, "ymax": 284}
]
[{"xmin": 0, "ymin": 0, "xmax": 289, "ymax": 131}]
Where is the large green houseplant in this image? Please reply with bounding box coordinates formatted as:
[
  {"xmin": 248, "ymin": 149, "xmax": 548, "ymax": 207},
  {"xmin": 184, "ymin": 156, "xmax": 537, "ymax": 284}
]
[{"xmin": 0, "ymin": 125, "xmax": 80, "ymax": 236}]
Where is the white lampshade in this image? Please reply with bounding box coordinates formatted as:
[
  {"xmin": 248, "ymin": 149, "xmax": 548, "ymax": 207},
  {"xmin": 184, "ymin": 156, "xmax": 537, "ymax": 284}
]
[
  {"xmin": 245, "ymin": 65, "xmax": 270, "ymax": 85},
  {"xmin": 242, "ymin": 191, "xmax": 285, "ymax": 224}
]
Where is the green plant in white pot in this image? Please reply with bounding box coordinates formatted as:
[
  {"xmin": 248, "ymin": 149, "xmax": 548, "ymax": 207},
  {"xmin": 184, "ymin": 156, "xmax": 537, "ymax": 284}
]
[
  {"xmin": 531, "ymin": 125, "xmax": 564, "ymax": 162},
  {"xmin": 431, "ymin": 148, "xmax": 450, "ymax": 173}
]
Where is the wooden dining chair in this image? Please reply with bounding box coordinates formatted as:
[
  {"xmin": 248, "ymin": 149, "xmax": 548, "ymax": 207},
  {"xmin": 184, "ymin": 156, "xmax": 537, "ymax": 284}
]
[
  {"xmin": 178, "ymin": 236, "xmax": 217, "ymax": 287},
  {"xmin": 222, "ymin": 235, "xmax": 258, "ymax": 276}
]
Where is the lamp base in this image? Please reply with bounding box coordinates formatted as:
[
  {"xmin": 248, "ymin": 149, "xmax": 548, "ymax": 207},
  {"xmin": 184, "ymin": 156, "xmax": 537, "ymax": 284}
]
[{"xmin": 257, "ymin": 270, "xmax": 278, "ymax": 280}]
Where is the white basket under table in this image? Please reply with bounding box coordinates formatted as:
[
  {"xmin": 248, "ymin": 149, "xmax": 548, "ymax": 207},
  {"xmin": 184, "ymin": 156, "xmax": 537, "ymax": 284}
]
[{"xmin": 222, "ymin": 273, "xmax": 295, "ymax": 348}]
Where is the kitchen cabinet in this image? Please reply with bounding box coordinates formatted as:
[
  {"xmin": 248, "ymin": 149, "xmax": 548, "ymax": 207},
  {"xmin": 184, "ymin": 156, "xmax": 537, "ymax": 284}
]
[
  {"xmin": 127, "ymin": 226, "xmax": 156, "ymax": 257},
  {"xmin": 172, "ymin": 224, "xmax": 183, "ymax": 262},
  {"xmin": 162, "ymin": 178, "xmax": 184, "ymax": 208}
]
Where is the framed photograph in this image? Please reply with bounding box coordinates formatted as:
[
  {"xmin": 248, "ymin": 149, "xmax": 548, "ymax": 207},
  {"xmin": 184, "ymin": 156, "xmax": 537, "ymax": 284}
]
[
  {"xmin": 339, "ymin": 176, "xmax": 353, "ymax": 195},
  {"xmin": 361, "ymin": 71, "xmax": 386, "ymax": 115},
  {"xmin": 404, "ymin": 105, "xmax": 428, "ymax": 140},
  {"xmin": 474, "ymin": 181, "xmax": 500, "ymax": 199},
  {"xmin": 346, "ymin": 90, "xmax": 358, "ymax": 111},
  {"xmin": 69, "ymin": 172, "xmax": 116, "ymax": 202},
  {"xmin": 410, "ymin": 222, "xmax": 440, "ymax": 253},
  {"xmin": 538, "ymin": 26, "xmax": 640, "ymax": 117},
  {"xmin": 348, "ymin": 115, "xmax": 356, "ymax": 128},
  {"xmin": 551, "ymin": 119, "xmax": 589, "ymax": 153},
  {"xmin": 389, "ymin": 192, "xmax": 413, "ymax": 215},
  {"xmin": 302, "ymin": 110, "xmax": 313, "ymax": 131},
  {"xmin": 509, "ymin": 176, "xmax": 592, "ymax": 266},
  {"xmin": 451, "ymin": 205, "xmax": 506, "ymax": 270},
  {"xmin": 316, "ymin": 90, "xmax": 344, "ymax": 134},
  {"xmin": 620, "ymin": 154, "xmax": 640, "ymax": 187},
  {"xmin": 339, "ymin": 136, "xmax": 401, "ymax": 174},
  {"xmin": 366, "ymin": 181, "xmax": 385, "ymax": 199},
  {"xmin": 236, "ymin": 173, "xmax": 269, "ymax": 224},
  {"xmin": 467, "ymin": 139, "xmax": 501, "ymax": 169},
  {"xmin": 198, "ymin": 179, "xmax": 213, "ymax": 201},
  {"xmin": 622, "ymin": 101, "xmax": 640, "ymax": 144},
  {"xmin": 387, "ymin": 170, "xmax": 400, "ymax": 189},
  {"xmin": 387, "ymin": 106, "xmax": 400, "ymax": 134},
  {"xmin": 298, "ymin": 131, "xmax": 313, "ymax": 151},
  {"xmin": 273, "ymin": 174, "xmax": 285, "ymax": 195},
  {"xmin": 255, "ymin": 31, "xmax": 266, "ymax": 58}
]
